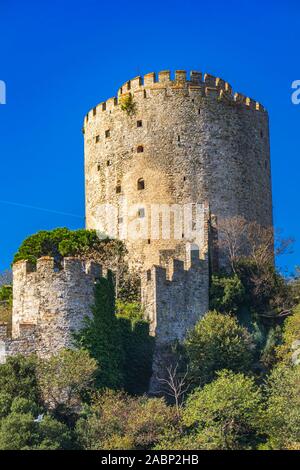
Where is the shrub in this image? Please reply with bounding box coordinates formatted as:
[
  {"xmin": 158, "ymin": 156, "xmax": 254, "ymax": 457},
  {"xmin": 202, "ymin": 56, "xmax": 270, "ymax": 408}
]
[
  {"xmin": 185, "ymin": 311, "xmax": 253, "ymax": 386},
  {"xmin": 276, "ymin": 304, "xmax": 300, "ymax": 363},
  {"xmin": 76, "ymin": 390, "xmax": 175, "ymax": 450},
  {"xmin": 0, "ymin": 410, "xmax": 73, "ymax": 450},
  {"xmin": 36, "ymin": 349, "xmax": 97, "ymax": 413},
  {"xmin": 210, "ymin": 274, "xmax": 245, "ymax": 313},
  {"xmin": 183, "ymin": 370, "xmax": 264, "ymax": 450},
  {"xmin": 0, "ymin": 355, "xmax": 39, "ymax": 404},
  {"xmin": 119, "ymin": 94, "xmax": 136, "ymax": 116},
  {"xmin": 117, "ymin": 301, "xmax": 154, "ymax": 395},
  {"xmin": 74, "ymin": 273, "xmax": 124, "ymax": 389},
  {"xmin": 261, "ymin": 364, "xmax": 300, "ymax": 449}
]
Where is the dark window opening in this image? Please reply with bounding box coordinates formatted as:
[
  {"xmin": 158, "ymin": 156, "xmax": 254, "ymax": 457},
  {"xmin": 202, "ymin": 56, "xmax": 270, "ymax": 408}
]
[
  {"xmin": 178, "ymin": 135, "xmax": 180, "ymax": 142},
  {"xmin": 105, "ymin": 129, "xmax": 110, "ymax": 138},
  {"xmin": 198, "ymin": 108, "xmax": 201, "ymax": 114},
  {"xmin": 102, "ymin": 102, "xmax": 106, "ymax": 111},
  {"xmin": 137, "ymin": 120, "xmax": 143, "ymax": 127},
  {"xmin": 137, "ymin": 145, "xmax": 144, "ymax": 153},
  {"xmin": 144, "ymin": 90, "xmax": 147, "ymax": 98},
  {"xmin": 138, "ymin": 208, "xmax": 145, "ymax": 218},
  {"xmin": 107, "ymin": 160, "xmax": 111, "ymax": 166},
  {"xmin": 93, "ymin": 107, "xmax": 97, "ymax": 116},
  {"xmin": 97, "ymin": 164, "xmax": 101, "ymax": 171},
  {"xmin": 137, "ymin": 178, "xmax": 145, "ymax": 190},
  {"xmin": 116, "ymin": 184, "xmax": 121, "ymax": 194},
  {"xmin": 147, "ymin": 239, "xmax": 151, "ymax": 245},
  {"xmin": 95, "ymin": 135, "xmax": 100, "ymax": 143},
  {"xmin": 183, "ymin": 176, "xmax": 186, "ymax": 181}
]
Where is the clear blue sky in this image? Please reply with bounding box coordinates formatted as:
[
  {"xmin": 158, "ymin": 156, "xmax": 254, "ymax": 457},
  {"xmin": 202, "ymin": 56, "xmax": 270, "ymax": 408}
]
[{"xmin": 0, "ymin": 0, "xmax": 299, "ymax": 273}]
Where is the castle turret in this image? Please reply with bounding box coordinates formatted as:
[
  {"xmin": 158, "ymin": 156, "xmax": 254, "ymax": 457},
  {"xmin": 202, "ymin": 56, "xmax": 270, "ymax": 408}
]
[
  {"xmin": 0, "ymin": 257, "xmax": 103, "ymax": 362},
  {"xmin": 84, "ymin": 69, "xmax": 272, "ymax": 272}
]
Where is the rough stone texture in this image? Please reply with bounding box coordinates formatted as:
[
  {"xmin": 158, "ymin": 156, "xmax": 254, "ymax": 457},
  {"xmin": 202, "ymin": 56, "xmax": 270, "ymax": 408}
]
[
  {"xmin": 3, "ymin": 70, "xmax": 273, "ymax": 386},
  {"xmin": 141, "ymin": 255, "xmax": 209, "ymax": 344},
  {"xmin": 0, "ymin": 257, "xmax": 102, "ymax": 362},
  {"xmin": 84, "ymin": 70, "xmax": 272, "ymax": 272}
]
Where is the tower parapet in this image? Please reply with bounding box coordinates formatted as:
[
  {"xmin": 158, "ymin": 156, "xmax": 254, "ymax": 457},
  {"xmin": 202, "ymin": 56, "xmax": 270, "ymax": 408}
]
[{"xmin": 84, "ymin": 69, "xmax": 266, "ymax": 124}]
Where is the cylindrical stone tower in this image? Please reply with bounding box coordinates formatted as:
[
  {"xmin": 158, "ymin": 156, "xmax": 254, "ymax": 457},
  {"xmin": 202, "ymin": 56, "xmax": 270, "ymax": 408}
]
[{"xmin": 83, "ymin": 70, "xmax": 272, "ymax": 271}]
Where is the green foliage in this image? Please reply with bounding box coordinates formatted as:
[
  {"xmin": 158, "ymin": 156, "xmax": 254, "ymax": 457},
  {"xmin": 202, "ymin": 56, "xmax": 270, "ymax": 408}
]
[
  {"xmin": 210, "ymin": 274, "xmax": 245, "ymax": 313},
  {"xmin": 0, "ymin": 393, "xmax": 12, "ymax": 419},
  {"xmin": 0, "ymin": 285, "xmax": 12, "ymax": 306},
  {"xmin": 117, "ymin": 301, "xmax": 154, "ymax": 394},
  {"xmin": 185, "ymin": 311, "xmax": 253, "ymax": 386},
  {"xmin": 13, "ymin": 228, "xmax": 109, "ymax": 265},
  {"xmin": 261, "ymin": 364, "xmax": 300, "ymax": 449},
  {"xmin": 236, "ymin": 259, "xmax": 292, "ymax": 318},
  {"xmin": 116, "ymin": 300, "xmax": 143, "ymax": 321},
  {"xmin": 74, "ymin": 273, "xmax": 124, "ymax": 389},
  {"xmin": 76, "ymin": 390, "xmax": 175, "ymax": 450},
  {"xmin": 183, "ymin": 370, "xmax": 264, "ymax": 450},
  {"xmin": 37, "ymin": 349, "xmax": 97, "ymax": 413},
  {"xmin": 259, "ymin": 325, "xmax": 282, "ymax": 370},
  {"xmin": 276, "ymin": 304, "xmax": 300, "ymax": 363},
  {"xmin": 120, "ymin": 93, "xmax": 136, "ymax": 116},
  {"xmin": 0, "ymin": 355, "xmax": 39, "ymax": 404},
  {"xmin": 0, "ymin": 285, "xmax": 13, "ymax": 330},
  {"xmin": 0, "ymin": 408, "xmax": 73, "ymax": 450}
]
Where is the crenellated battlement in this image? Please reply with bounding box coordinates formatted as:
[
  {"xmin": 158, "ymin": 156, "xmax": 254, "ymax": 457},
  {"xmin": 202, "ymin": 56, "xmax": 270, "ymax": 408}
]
[
  {"xmin": 141, "ymin": 248, "xmax": 209, "ymax": 344},
  {"xmin": 13, "ymin": 256, "xmax": 102, "ymax": 279},
  {"xmin": 84, "ymin": 69, "xmax": 266, "ymax": 124},
  {"xmin": 5, "ymin": 256, "xmax": 108, "ymax": 360}
]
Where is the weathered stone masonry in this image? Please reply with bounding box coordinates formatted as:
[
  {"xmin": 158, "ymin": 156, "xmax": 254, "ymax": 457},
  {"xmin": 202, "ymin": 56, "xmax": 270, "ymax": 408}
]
[
  {"xmin": 0, "ymin": 257, "xmax": 102, "ymax": 362},
  {"xmin": 84, "ymin": 69, "xmax": 272, "ymax": 272},
  {"xmin": 1, "ymin": 70, "xmax": 273, "ymax": 379}
]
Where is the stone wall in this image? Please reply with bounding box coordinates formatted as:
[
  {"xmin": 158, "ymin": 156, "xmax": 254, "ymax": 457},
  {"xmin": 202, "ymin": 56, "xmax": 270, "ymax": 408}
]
[
  {"xmin": 84, "ymin": 69, "xmax": 272, "ymax": 272},
  {"xmin": 0, "ymin": 257, "xmax": 102, "ymax": 362},
  {"xmin": 141, "ymin": 247, "xmax": 210, "ymax": 393},
  {"xmin": 141, "ymin": 254, "xmax": 209, "ymax": 344}
]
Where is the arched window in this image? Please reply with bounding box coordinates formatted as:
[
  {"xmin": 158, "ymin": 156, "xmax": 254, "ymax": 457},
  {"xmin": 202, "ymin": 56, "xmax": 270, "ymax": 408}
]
[
  {"xmin": 137, "ymin": 145, "xmax": 144, "ymax": 153},
  {"xmin": 137, "ymin": 178, "xmax": 145, "ymax": 190}
]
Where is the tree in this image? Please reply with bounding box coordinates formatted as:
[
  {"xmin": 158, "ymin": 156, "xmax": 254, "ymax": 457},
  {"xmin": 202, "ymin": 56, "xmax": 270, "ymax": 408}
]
[
  {"xmin": 217, "ymin": 217, "xmax": 294, "ymax": 318},
  {"xmin": 0, "ymin": 284, "xmax": 12, "ymax": 306},
  {"xmin": 36, "ymin": 349, "xmax": 97, "ymax": 414},
  {"xmin": 183, "ymin": 370, "xmax": 264, "ymax": 450},
  {"xmin": 0, "ymin": 405, "xmax": 73, "ymax": 450},
  {"xmin": 12, "ymin": 228, "xmax": 139, "ymax": 301},
  {"xmin": 276, "ymin": 304, "xmax": 300, "ymax": 363},
  {"xmin": 74, "ymin": 273, "xmax": 124, "ymax": 389},
  {"xmin": 76, "ymin": 390, "xmax": 176, "ymax": 450},
  {"xmin": 156, "ymin": 363, "xmax": 190, "ymax": 419},
  {"xmin": 117, "ymin": 300, "xmax": 154, "ymax": 395},
  {"xmin": 261, "ymin": 364, "xmax": 300, "ymax": 449},
  {"xmin": 210, "ymin": 274, "xmax": 245, "ymax": 313},
  {"xmin": 217, "ymin": 216, "xmax": 249, "ymax": 273},
  {"xmin": 184, "ymin": 311, "xmax": 253, "ymax": 386},
  {"xmin": 0, "ymin": 355, "xmax": 39, "ymax": 405},
  {"xmin": 0, "ymin": 283, "xmax": 13, "ymax": 329}
]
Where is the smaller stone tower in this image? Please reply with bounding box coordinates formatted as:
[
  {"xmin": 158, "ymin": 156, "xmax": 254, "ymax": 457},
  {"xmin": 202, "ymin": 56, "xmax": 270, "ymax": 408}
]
[{"xmin": 0, "ymin": 257, "xmax": 103, "ymax": 362}]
